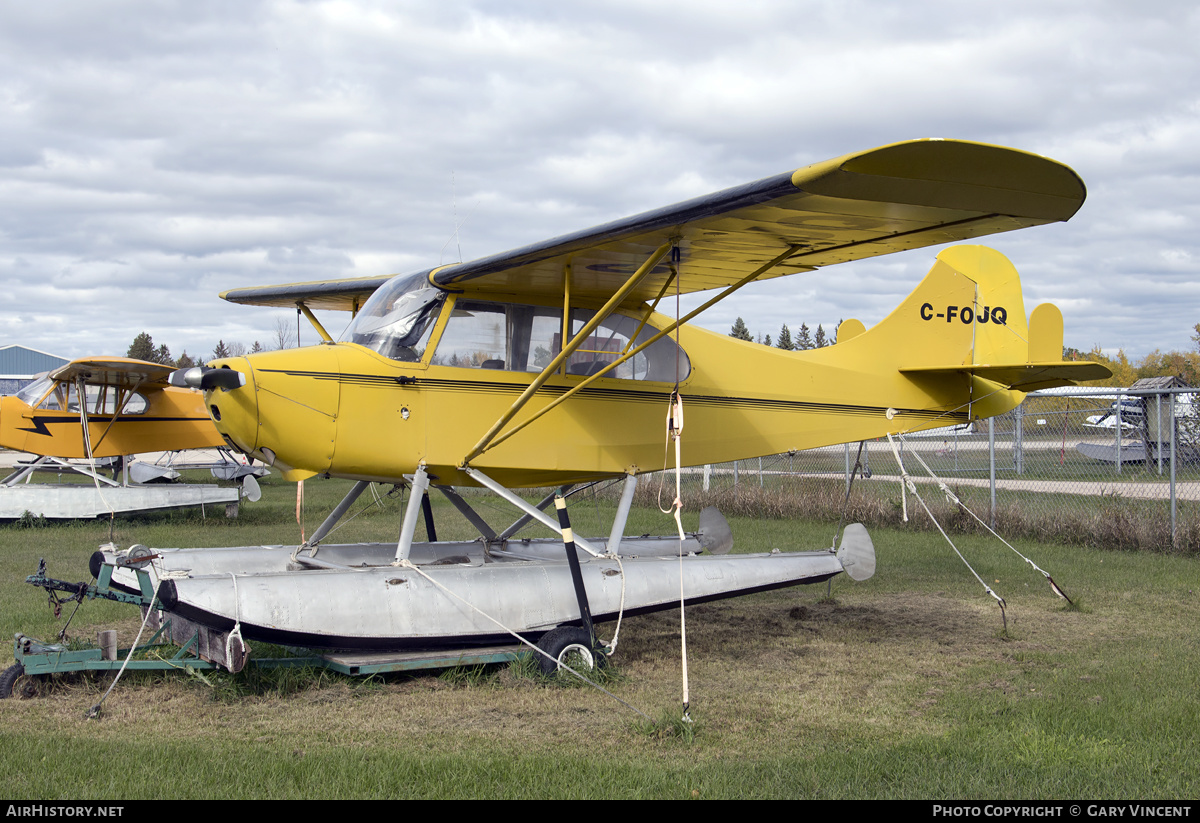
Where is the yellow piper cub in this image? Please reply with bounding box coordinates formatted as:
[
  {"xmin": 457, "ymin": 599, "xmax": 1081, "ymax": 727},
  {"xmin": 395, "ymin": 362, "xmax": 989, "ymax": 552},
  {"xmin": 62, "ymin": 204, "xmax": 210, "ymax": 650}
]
[
  {"xmin": 0, "ymin": 358, "xmax": 245, "ymax": 522},
  {"xmin": 1, "ymin": 358, "xmax": 223, "ymax": 459}
]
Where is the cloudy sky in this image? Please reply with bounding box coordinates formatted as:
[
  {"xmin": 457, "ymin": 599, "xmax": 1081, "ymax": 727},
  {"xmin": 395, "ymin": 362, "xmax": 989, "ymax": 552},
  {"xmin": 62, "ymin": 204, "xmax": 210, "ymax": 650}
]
[{"xmin": 2, "ymin": 1, "xmax": 1197, "ymax": 363}]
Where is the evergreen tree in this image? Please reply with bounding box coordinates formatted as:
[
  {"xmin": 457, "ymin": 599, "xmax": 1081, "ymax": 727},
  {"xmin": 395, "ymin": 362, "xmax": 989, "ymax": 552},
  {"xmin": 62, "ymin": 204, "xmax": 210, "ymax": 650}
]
[
  {"xmin": 250, "ymin": 341, "xmax": 264, "ymax": 354},
  {"xmin": 814, "ymin": 324, "xmax": 828, "ymax": 348},
  {"xmin": 126, "ymin": 332, "xmax": 156, "ymax": 362},
  {"xmin": 176, "ymin": 351, "xmax": 195, "ymax": 369},
  {"xmin": 154, "ymin": 343, "xmax": 172, "ymax": 365},
  {"xmin": 211, "ymin": 340, "xmax": 230, "ymax": 360},
  {"xmin": 776, "ymin": 324, "xmax": 793, "ymax": 350},
  {"xmin": 729, "ymin": 317, "xmax": 753, "ymax": 341},
  {"xmin": 795, "ymin": 323, "xmax": 814, "ymax": 350}
]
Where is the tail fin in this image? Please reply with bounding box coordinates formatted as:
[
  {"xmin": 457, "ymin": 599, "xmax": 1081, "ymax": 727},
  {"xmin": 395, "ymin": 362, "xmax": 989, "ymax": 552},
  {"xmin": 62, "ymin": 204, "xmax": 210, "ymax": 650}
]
[
  {"xmin": 822, "ymin": 245, "xmax": 1109, "ymax": 429},
  {"xmin": 874, "ymin": 245, "xmax": 1107, "ymax": 391}
]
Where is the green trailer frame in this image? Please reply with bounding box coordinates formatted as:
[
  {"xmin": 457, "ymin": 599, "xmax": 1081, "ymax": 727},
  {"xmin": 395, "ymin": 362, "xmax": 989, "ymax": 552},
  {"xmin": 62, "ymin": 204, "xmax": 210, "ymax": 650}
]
[{"xmin": 2, "ymin": 558, "xmax": 525, "ymax": 699}]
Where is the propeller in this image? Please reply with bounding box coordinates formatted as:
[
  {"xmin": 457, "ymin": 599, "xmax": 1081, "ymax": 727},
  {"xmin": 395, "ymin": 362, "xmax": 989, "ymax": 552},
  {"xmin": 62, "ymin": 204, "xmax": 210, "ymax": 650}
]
[{"xmin": 169, "ymin": 367, "xmax": 245, "ymax": 392}]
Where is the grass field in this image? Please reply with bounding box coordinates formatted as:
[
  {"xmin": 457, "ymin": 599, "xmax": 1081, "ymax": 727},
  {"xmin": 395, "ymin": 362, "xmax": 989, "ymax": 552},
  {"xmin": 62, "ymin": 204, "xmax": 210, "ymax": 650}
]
[{"xmin": 0, "ymin": 474, "xmax": 1196, "ymax": 799}]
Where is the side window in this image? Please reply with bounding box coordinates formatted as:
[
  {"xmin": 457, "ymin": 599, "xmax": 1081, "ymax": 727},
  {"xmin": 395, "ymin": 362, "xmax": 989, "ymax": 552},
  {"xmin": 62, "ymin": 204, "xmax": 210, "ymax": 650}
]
[
  {"xmin": 433, "ymin": 301, "xmax": 564, "ymax": 372},
  {"xmin": 41, "ymin": 383, "xmax": 147, "ymax": 415},
  {"xmin": 432, "ymin": 299, "xmax": 690, "ymax": 382},
  {"xmin": 118, "ymin": 392, "xmax": 148, "ymax": 415},
  {"xmin": 510, "ymin": 304, "xmax": 564, "ymax": 372},
  {"xmin": 432, "ymin": 301, "xmax": 510, "ymax": 369},
  {"xmin": 569, "ymin": 310, "xmax": 691, "ymax": 382}
]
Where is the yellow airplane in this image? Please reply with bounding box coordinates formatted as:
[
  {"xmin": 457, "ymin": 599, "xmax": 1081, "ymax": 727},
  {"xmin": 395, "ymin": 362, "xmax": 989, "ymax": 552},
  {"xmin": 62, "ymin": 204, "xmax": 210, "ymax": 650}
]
[
  {"xmin": 189, "ymin": 139, "xmax": 1108, "ymax": 489},
  {"xmin": 93, "ymin": 139, "xmax": 1110, "ymax": 661},
  {"xmin": 0, "ymin": 358, "xmax": 255, "ymax": 520},
  {"xmin": 1, "ymin": 358, "xmax": 224, "ymax": 459}
]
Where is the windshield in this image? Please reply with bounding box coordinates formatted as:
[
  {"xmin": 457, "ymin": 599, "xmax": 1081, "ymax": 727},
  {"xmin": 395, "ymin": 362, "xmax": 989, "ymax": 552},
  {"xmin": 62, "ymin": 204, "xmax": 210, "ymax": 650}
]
[
  {"xmin": 341, "ymin": 273, "xmax": 446, "ymax": 362},
  {"xmin": 15, "ymin": 374, "xmax": 53, "ymax": 406}
]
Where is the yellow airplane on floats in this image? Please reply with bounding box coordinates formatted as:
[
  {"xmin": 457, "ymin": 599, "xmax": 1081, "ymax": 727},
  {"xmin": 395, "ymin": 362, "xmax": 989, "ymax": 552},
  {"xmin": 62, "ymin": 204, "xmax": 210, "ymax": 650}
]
[
  {"xmin": 1, "ymin": 358, "xmax": 224, "ymax": 459},
  {"xmin": 182, "ymin": 139, "xmax": 1109, "ymax": 492}
]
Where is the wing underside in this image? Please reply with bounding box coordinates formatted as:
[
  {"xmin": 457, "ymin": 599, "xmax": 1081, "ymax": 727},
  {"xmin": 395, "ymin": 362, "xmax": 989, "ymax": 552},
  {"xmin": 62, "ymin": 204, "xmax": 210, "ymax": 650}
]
[
  {"xmin": 49, "ymin": 358, "xmax": 176, "ymax": 390},
  {"xmin": 220, "ymin": 139, "xmax": 1086, "ymax": 311}
]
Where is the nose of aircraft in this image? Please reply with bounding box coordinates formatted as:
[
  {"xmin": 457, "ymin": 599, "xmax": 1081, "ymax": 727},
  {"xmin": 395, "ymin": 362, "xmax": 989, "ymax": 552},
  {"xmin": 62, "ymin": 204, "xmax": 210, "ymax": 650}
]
[
  {"xmin": 201, "ymin": 347, "xmax": 341, "ymax": 481},
  {"xmin": 188, "ymin": 357, "xmax": 258, "ymax": 457}
]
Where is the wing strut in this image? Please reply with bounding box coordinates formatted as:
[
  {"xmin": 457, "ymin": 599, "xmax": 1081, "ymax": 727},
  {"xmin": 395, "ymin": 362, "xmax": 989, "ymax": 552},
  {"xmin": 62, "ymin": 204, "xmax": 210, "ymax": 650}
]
[
  {"xmin": 477, "ymin": 243, "xmax": 804, "ymax": 457},
  {"xmin": 298, "ymin": 303, "xmax": 334, "ymax": 343},
  {"xmin": 461, "ymin": 242, "xmax": 674, "ymax": 465}
]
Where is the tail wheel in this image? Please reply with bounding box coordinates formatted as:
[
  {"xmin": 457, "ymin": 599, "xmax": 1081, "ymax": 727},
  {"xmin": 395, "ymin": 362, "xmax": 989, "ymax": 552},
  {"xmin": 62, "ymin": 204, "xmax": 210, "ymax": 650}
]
[
  {"xmin": 0, "ymin": 663, "xmax": 43, "ymax": 700},
  {"xmin": 535, "ymin": 627, "xmax": 604, "ymax": 676}
]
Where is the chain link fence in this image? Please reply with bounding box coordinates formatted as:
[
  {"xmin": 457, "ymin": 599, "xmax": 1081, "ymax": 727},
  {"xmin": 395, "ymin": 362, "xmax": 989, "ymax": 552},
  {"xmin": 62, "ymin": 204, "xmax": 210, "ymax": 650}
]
[{"xmin": 640, "ymin": 387, "xmax": 1200, "ymax": 553}]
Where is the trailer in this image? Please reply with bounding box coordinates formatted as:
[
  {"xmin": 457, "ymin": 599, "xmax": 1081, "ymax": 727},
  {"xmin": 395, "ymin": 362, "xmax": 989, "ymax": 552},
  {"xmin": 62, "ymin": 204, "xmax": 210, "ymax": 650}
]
[{"xmin": 1, "ymin": 557, "xmax": 527, "ymax": 700}]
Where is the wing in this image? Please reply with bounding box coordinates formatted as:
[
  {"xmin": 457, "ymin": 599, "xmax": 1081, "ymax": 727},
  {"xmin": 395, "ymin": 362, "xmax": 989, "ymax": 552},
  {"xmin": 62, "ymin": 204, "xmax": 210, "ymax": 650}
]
[
  {"xmin": 221, "ymin": 138, "xmax": 1085, "ymax": 309},
  {"xmin": 49, "ymin": 357, "xmax": 177, "ymax": 389},
  {"xmin": 220, "ymin": 274, "xmax": 394, "ymax": 312}
]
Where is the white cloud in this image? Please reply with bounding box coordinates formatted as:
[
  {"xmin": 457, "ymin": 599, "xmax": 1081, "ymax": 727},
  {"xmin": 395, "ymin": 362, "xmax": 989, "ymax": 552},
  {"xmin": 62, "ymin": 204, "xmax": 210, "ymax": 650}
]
[{"xmin": 0, "ymin": 1, "xmax": 1197, "ymax": 362}]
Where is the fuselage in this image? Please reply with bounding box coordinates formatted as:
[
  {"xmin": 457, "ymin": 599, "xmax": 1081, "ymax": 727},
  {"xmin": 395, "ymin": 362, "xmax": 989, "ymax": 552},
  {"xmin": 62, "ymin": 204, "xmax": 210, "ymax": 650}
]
[{"xmin": 205, "ymin": 258, "xmax": 1024, "ymax": 486}]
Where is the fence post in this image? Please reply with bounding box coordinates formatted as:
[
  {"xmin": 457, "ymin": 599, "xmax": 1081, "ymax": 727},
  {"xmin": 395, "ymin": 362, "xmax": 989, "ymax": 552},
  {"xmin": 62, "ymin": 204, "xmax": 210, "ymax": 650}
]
[
  {"xmin": 989, "ymin": 416, "xmax": 997, "ymax": 529},
  {"xmin": 845, "ymin": 443, "xmax": 851, "ymax": 493},
  {"xmin": 1157, "ymin": 393, "xmax": 1164, "ymax": 476},
  {"xmin": 1015, "ymin": 402, "xmax": 1025, "ymax": 475},
  {"xmin": 1170, "ymin": 392, "xmax": 1177, "ymax": 546},
  {"xmin": 1116, "ymin": 396, "xmax": 1123, "ymax": 475},
  {"xmin": 703, "ymin": 464, "xmax": 711, "ymax": 492}
]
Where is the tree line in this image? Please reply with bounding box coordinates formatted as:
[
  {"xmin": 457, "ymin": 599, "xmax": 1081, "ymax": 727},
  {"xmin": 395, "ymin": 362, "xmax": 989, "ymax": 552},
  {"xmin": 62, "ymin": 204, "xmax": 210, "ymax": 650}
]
[
  {"xmin": 1068, "ymin": 344, "xmax": 1200, "ymax": 388},
  {"xmin": 125, "ymin": 332, "xmax": 263, "ymax": 367},
  {"xmin": 729, "ymin": 318, "xmax": 838, "ymax": 350},
  {"xmin": 123, "ymin": 317, "xmax": 299, "ymax": 366}
]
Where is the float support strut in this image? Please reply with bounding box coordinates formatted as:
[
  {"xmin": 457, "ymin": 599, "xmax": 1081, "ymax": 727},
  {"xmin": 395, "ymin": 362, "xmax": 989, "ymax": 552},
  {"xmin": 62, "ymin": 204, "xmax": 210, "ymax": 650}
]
[
  {"xmin": 304, "ymin": 479, "xmax": 371, "ymax": 554},
  {"xmin": 555, "ymin": 495, "xmax": 595, "ymax": 644},
  {"xmin": 463, "ymin": 467, "xmax": 601, "ymax": 555},
  {"xmin": 607, "ymin": 472, "xmax": 639, "ymax": 555},
  {"xmin": 395, "ymin": 466, "xmax": 431, "ymax": 563}
]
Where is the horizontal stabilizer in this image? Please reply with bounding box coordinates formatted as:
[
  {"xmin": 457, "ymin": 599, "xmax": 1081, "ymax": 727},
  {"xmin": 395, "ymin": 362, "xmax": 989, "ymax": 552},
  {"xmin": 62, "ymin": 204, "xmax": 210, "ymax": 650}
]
[{"xmin": 900, "ymin": 361, "xmax": 1111, "ymax": 392}]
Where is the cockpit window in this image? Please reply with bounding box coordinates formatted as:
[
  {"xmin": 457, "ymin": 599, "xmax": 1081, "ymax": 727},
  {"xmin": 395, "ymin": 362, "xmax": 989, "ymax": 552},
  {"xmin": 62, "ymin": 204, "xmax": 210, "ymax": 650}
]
[
  {"xmin": 18, "ymin": 375, "xmax": 148, "ymax": 415},
  {"xmin": 431, "ymin": 298, "xmax": 690, "ymax": 382},
  {"xmin": 341, "ymin": 273, "xmax": 446, "ymax": 362}
]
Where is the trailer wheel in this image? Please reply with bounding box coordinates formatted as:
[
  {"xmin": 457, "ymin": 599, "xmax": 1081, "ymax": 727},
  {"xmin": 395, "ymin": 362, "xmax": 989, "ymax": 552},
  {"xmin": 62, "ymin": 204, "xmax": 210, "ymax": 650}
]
[
  {"xmin": 0, "ymin": 663, "xmax": 42, "ymax": 700},
  {"xmin": 536, "ymin": 627, "xmax": 604, "ymax": 676}
]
